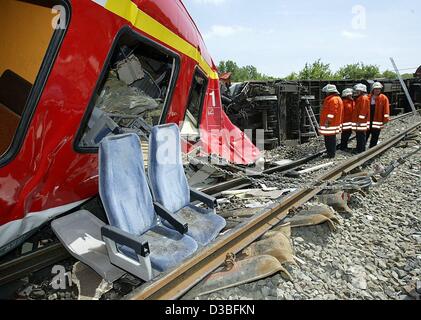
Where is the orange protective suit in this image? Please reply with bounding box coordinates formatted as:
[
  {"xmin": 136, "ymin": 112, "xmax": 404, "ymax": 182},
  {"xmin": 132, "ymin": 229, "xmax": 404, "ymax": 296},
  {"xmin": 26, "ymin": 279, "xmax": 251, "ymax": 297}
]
[
  {"xmin": 367, "ymin": 93, "xmax": 390, "ymax": 129},
  {"xmin": 352, "ymin": 95, "xmax": 370, "ymax": 132},
  {"xmin": 319, "ymin": 95, "xmax": 343, "ymax": 136},
  {"xmin": 341, "ymin": 98, "xmax": 354, "ymax": 131}
]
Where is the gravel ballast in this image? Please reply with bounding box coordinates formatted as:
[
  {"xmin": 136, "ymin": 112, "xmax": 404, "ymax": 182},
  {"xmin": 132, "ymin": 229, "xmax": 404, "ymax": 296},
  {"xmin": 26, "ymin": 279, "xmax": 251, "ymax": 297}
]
[{"xmin": 195, "ymin": 119, "xmax": 421, "ymax": 300}]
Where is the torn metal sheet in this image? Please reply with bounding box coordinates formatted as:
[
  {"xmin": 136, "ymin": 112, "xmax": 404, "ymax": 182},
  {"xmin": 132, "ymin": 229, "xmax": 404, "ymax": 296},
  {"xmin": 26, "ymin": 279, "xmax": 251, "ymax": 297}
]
[
  {"xmin": 241, "ymin": 232, "xmax": 296, "ymax": 266},
  {"xmin": 285, "ymin": 205, "xmax": 340, "ymax": 231},
  {"xmin": 315, "ymin": 192, "xmax": 352, "ymax": 213},
  {"xmin": 188, "ymin": 165, "xmax": 218, "ymax": 188},
  {"xmin": 220, "ymin": 208, "xmax": 260, "ymax": 219},
  {"xmin": 263, "ymin": 222, "xmax": 292, "ymax": 239},
  {"xmin": 222, "ymin": 189, "xmax": 285, "ymax": 200},
  {"xmin": 187, "ymin": 254, "xmax": 289, "ymax": 297}
]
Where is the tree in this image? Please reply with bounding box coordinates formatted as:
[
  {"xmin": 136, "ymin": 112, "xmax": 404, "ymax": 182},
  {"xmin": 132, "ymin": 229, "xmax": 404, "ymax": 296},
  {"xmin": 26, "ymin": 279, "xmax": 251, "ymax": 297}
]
[
  {"xmin": 381, "ymin": 70, "xmax": 397, "ymax": 79},
  {"xmin": 401, "ymin": 73, "xmax": 414, "ymax": 79},
  {"xmin": 297, "ymin": 59, "xmax": 333, "ymax": 80},
  {"xmin": 217, "ymin": 60, "xmax": 274, "ymax": 82},
  {"xmin": 335, "ymin": 62, "xmax": 381, "ymax": 80},
  {"xmin": 285, "ymin": 72, "xmax": 298, "ymax": 80}
]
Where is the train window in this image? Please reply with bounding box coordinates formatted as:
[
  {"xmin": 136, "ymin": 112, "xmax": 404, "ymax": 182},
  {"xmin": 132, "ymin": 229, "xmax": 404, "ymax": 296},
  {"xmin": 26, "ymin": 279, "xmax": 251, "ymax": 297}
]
[
  {"xmin": 180, "ymin": 70, "xmax": 208, "ymax": 142},
  {"xmin": 77, "ymin": 29, "xmax": 179, "ymax": 149},
  {"xmin": 0, "ymin": 0, "xmax": 65, "ymax": 158}
]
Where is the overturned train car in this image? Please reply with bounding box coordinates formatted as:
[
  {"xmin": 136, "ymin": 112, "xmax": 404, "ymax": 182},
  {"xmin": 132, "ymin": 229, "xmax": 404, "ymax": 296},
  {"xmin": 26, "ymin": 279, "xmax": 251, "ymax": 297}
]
[
  {"xmin": 223, "ymin": 74, "xmax": 421, "ymax": 148},
  {"xmin": 0, "ymin": 0, "xmax": 260, "ymax": 255}
]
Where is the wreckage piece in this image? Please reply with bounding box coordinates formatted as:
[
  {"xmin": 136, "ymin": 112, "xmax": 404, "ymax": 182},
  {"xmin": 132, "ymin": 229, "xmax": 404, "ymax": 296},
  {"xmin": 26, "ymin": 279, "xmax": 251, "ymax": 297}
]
[
  {"xmin": 285, "ymin": 205, "xmax": 340, "ymax": 232},
  {"xmin": 241, "ymin": 233, "xmax": 296, "ymax": 266},
  {"xmin": 71, "ymin": 262, "xmax": 113, "ymax": 300},
  {"xmin": 262, "ymin": 222, "xmax": 292, "ymax": 239},
  {"xmin": 315, "ymin": 191, "xmax": 352, "ymax": 213},
  {"xmin": 148, "ymin": 124, "xmax": 226, "ymax": 247},
  {"xmin": 220, "ymin": 208, "xmax": 263, "ymax": 219},
  {"xmin": 221, "ymin": 189, "xmax": 285, "ymax": 200},
  {"xmin": 188, "ymin": 254, "xmax": 290, "ymax": 297},
  {"xmin": 97, "ymin": 72, "xmax": 160, "ymax": 118}
]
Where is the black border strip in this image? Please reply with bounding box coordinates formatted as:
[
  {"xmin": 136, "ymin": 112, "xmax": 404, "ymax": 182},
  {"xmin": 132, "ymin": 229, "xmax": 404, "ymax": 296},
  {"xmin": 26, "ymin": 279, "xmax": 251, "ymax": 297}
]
[
  {"xmin": 0, "ymin": 0, "xmax": 71, "ymax": 168},
  {"xmin": 181, "ymin": 66, "xmax": 209, "ymax": 131},
  {"xmin": 73, "ymin": 26, "xmax": 181, "ymax": 154}
]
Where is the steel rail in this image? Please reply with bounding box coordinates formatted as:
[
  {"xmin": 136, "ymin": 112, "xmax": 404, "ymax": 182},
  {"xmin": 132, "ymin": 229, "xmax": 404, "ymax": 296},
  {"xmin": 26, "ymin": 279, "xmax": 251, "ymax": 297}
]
[
  {"xmin": 1, "ymin": 114, "xmax": 418, "ymax": 292},
  {"xmin": 126, "ymin": 121, "xmax": 421, "ymax": 300},
  {"xmin": 200, "ymin": 111, "xmax": 418, "ymax": 197},
  {"xmin": 0, "ymin": 243, "xmax": 69, "ymax": 287}
]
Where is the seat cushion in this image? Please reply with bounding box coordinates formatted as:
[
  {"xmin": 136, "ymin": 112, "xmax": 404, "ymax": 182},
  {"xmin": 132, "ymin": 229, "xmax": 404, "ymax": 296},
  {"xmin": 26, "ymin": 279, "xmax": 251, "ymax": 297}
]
[
  {"xmin": 164, "ymin": 205, "xmax": 226, "ymax": 247},
  {"xmin": 99, "ymin": 134, "xmax": 157, "ymax": 236},
  {"xmin": 122, "ymin": 224, "xmax": 198, "ymax": 273},
  {"xmin": 148, "ymin": 124, "xmax": 190, "ymax": 213}
]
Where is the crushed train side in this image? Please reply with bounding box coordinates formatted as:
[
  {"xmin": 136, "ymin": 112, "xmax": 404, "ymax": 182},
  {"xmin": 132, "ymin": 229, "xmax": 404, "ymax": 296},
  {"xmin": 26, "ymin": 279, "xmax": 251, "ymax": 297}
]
[{"xmin": 0, "ymin": 0, "xmax": 260, "ymax": 255}]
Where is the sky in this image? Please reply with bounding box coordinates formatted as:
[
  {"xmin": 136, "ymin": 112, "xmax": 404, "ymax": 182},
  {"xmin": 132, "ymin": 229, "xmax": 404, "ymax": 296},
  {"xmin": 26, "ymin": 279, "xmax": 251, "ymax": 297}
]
[{"xmin": 182, "ymin": 0, "xmax": 421, "ymax": 78}]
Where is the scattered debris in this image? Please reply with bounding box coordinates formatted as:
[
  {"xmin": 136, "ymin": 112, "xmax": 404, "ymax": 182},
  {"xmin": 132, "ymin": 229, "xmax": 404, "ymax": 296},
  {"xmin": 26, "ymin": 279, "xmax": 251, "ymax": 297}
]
[
  {"xmin": 185, "ymin": 254, "xmax": 288, "ymax": 298},
  {"xmin": 315, "ymin": 191, "xmax": 352, "ymax": 213},
  {"xmin": 285, "ymin": 204, "xmax": 340, "ymax": 231},
  {"xmin": 71, "ymin": 262, "xmax": 113, "ymax": 300}
]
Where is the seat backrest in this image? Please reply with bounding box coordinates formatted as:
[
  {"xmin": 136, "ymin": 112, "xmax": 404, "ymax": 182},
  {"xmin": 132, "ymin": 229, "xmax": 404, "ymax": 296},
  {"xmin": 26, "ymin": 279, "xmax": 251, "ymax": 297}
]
[
  {"xmin": 148, "ymin": 124, "xmax": 190, "ymax": 213},
  {"xmin": 99, "ymin": 133, "xmax": 156, "ymax": 236}
]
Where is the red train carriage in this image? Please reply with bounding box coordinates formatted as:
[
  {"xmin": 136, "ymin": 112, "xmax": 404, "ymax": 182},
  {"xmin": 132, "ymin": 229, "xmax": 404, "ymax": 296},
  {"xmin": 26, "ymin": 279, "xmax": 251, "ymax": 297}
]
[{"xmin": 0, "ymin": 0, "xmax": 260, "ymax": 255}]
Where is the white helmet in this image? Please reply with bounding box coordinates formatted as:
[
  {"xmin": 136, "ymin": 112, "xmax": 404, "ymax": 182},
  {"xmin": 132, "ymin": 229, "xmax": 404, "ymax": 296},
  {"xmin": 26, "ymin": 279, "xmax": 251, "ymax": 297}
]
[
  {"xmin": 353, "ymin": 83, "xmax": 367, "ymax": 93},
  {"xmin": 342, "ymin": 88, "xmax": 353, "ymax": 98},
  {"xmin": 322, "ymin": 84, "xmax": 339, "ymax": 94},
  {"xmin": 372, "ymin": 82, "xmax": 383, "ymax": 90}
]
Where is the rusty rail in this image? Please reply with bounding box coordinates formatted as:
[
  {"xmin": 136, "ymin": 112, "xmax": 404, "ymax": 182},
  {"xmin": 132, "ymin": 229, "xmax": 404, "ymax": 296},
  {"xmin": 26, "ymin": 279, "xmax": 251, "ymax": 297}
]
[{"xmin": 126, "ymin": 121, "xmax": 421, "ymax": 300}]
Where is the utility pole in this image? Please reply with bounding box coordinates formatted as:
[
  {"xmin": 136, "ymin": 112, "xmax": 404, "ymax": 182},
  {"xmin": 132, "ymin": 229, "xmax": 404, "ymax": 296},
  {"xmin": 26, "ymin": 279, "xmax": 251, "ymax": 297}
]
[{"xmin": 390, "ymin": 57, "xmax": 419, "ymax": 117}]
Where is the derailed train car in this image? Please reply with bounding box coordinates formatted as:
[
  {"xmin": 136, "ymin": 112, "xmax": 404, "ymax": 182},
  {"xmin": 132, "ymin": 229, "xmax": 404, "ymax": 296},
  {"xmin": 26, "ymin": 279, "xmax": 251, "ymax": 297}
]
[{"xmin": 0, "ymin": 0, "xmax": 260, "ymax": 255}]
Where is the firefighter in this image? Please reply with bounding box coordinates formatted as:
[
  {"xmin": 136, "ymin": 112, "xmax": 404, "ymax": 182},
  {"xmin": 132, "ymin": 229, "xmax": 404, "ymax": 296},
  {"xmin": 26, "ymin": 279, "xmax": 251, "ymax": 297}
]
[
  {"xmin": 367, "ymin": 82, "xmax": 390, "ymax": 148},
  {"xmin": 319, "ymin": 84, "xmax": 343, "ymax": 158},
  {"xmin": 352, "ymin": 83, "xmax": 370, "ymax": 154},
  {"xmin": 339, "ymin": 88, "xmax": 355, "ymax": 151}
]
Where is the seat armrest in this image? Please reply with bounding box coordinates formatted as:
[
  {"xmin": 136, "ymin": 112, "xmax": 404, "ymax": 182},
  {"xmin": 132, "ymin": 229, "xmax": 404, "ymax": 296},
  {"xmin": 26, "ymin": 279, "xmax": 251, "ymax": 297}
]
[
  {"xmin": 154, "ymin": 202, "xmax": 188, "ymax": 235},
  {"xmin": 101, "ymin": 225, "xmax": 150, "ymax": 258},
  {"xmin": 190, "ymin": 189, "xmax": 217, "ymax": 209}
]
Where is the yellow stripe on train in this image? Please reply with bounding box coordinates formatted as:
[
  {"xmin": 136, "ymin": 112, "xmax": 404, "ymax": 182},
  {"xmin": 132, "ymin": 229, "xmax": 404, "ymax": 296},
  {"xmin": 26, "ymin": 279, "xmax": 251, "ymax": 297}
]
[{"xmin": 95, "ymin": 0, "xmax": 219, "ymax": 80}]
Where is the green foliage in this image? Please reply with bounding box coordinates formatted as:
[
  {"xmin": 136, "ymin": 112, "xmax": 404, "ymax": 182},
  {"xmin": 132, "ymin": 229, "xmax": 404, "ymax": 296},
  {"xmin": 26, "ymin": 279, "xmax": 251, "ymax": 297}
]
[
  {"xmin": 285, "ymin": 72, "xmax": 299, "ymax": 81},
  {"xmin": 381, "ymin": 70, "xmax": 397, "ymax": 79},
  {"xmin": 297, "ymin": 59, "xmax": 333, "ymax": 80},
  {"xmin": 285, "ymin": 60, "xmax": 406, "ymax": 81},
  {"xmin": 218, "ymin": 60, "xmax": 275, "ymax": 82},
  {"xmin": 401, "ymin": 73, "xmax": 414, "ymax": 79},
  {"xmin": 218, "ymin": 59, "xmax": 408, "ymax": 82},
  {"xmin": 336, "ymin": 63, "xmax": 381, "ymax": 80}
]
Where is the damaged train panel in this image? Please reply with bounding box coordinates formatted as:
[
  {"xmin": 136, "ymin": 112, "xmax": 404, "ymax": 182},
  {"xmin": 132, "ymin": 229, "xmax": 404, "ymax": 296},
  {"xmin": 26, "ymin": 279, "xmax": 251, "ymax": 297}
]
[{"xmin": 0, "ymin": 0, "xmax": 260, "ymax": 255}]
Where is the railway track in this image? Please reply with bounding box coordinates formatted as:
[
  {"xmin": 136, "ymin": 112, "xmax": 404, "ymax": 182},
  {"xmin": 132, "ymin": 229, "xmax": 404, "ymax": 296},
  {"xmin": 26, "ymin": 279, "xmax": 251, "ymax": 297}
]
[
  {"xmin": 0, "ymin": 112, "xmax": 419, "ymax": 299},
  {"xmin": 126, "ymin": 120, "xmax": 421, "ymax": 300}
]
